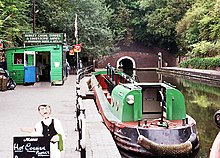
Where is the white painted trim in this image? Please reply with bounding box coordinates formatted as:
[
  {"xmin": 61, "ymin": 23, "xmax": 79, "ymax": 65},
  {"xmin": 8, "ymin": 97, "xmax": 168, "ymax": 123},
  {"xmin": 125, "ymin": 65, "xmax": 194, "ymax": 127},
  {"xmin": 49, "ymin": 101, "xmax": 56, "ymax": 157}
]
[{"xmin": 116, "ymin": 56, "xmax": 136, "ymax": 76}]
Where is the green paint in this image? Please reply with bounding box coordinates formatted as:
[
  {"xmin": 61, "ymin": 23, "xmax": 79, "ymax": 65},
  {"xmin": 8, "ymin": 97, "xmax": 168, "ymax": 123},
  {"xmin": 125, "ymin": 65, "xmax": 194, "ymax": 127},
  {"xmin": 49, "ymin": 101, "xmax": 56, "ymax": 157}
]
[
  {"xmin": 166, "ymin": 88, "xmax": 186, "ymax": 120},
  {"xmin": 111, "ymin": 85, "xmax": 142, "ymax": 122},
  {"xmin": 6, "ymin": 44, "xmax": 64, "ymax": 84}
]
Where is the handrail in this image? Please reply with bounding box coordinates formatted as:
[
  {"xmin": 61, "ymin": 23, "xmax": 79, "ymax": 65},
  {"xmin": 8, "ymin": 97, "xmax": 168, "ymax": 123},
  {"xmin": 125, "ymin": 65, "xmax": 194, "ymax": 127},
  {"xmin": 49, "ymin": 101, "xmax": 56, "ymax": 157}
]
[
  {"xmin": 163, "ymin": 81, "xmax": 176, "ymax": 88},
  {"xmin": 76, "ymin": 65, "xmax": 94, "ymax": 83},
  {"xmin": 106, "ymin": 63, "xmax": 137, "ymax": 84}
]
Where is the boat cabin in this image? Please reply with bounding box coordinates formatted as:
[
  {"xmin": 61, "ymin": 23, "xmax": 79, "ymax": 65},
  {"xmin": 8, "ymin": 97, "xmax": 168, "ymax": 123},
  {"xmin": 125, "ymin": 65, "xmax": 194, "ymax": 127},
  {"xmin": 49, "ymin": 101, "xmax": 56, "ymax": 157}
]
[
  {"xmin": 111, "ymin": 83, "xmax": 187, "ymax": 122},
  {"xmin": 94, "ymin": 64, "xmax": 187, "ymax": 123}
]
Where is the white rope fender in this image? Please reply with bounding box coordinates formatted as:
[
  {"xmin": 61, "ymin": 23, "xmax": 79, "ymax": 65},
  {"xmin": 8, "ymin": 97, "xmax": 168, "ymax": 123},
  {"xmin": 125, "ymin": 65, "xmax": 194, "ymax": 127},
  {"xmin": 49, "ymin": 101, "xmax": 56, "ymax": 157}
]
[{"xmin": 137, "ymin": 132, "xmax": 194, "ymax": 156}]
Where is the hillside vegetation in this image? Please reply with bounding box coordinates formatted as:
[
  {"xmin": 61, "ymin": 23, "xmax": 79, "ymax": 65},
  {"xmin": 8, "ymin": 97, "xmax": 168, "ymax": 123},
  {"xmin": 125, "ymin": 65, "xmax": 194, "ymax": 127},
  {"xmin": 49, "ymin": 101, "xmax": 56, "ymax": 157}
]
[{"xmin": 0, "ymin": 0, "xmax": 219, "ymax": 68}]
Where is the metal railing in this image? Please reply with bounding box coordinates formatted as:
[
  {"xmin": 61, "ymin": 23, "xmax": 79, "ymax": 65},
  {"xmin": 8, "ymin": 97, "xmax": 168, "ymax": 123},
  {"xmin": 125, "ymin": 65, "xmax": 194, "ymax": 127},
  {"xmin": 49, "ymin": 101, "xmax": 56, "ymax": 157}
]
[
  {"xmin": 76, "ymin": 65, "xmax": 94, "ymax": 84},
  {"xmin": 75, "ymin": 83, "xmax": 86, "ymax": 158},
  {"xmin": 106, "ymin": 63, "xmax": 138, "ymax": 84},
  {"xmin": 75, "ymin": 65, "xmax": 94, "ymax": 158}
]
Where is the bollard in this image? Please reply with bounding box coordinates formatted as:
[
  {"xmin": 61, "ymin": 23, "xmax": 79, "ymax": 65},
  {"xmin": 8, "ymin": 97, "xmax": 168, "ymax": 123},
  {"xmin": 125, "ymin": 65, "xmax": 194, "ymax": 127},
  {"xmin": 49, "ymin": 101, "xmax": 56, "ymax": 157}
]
[
  {"xmin": 182, "ymin": 118, "xmax": 186, "ymax": 126},
  {"xmin": 81, "ymin": 148, "xmax": 86, "ymax": 158}
]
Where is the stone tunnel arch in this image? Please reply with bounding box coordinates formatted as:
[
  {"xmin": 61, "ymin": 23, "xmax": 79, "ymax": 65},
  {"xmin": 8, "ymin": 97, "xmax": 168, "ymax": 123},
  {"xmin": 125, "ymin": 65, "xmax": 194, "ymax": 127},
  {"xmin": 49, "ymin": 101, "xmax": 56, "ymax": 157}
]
[{"xmin": 116, "ymin": 56, "xmax": 136, "ymax": 76}]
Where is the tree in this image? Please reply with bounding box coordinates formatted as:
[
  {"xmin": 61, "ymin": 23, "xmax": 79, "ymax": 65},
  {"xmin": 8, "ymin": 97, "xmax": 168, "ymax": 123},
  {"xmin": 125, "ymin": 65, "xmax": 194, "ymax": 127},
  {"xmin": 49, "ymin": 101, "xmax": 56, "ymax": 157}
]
[
  {"xmin": 74, "ymin": 0, "xmax": 115, "ymax": 58},
  {"xmin": 34, "ymin": 0, "xmax": 114, "ymax": 58},
  {"xmin": 105, "ymin": 0, "xmax": 194, "ymax": 53},
  {"xmin": 138, "ymin": 0, "xmax": 194, "ymax": 52},
  {"xmin": 176, "ymin": 0, "xmax": 220, "ymax": 56},
  {"xmin": 105, "ymin": 0, "xmax": 135, "ymax": 46},
  {"xmin": 0, "ymin": 0, "xmax": 31, "ymax": 47}
]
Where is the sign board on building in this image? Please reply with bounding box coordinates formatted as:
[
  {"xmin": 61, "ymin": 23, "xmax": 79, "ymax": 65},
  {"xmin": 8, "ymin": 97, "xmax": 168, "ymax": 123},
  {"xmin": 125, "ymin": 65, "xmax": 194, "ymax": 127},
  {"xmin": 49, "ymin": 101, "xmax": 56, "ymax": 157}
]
[
  {"xmin": 23, "ymin": 33, "xmax": 64, "ymax": 44},
  {"xmin": 13, "ymin": 136, "xmax": 50, "ymax": 158}
]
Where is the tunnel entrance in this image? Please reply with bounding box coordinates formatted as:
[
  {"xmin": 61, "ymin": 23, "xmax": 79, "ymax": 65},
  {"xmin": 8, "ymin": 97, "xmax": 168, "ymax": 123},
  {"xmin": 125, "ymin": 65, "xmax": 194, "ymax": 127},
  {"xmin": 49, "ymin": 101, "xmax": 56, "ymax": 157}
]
[{"xmin": 117, "ymin": 56, "xmax": 136, "ymax": 77}]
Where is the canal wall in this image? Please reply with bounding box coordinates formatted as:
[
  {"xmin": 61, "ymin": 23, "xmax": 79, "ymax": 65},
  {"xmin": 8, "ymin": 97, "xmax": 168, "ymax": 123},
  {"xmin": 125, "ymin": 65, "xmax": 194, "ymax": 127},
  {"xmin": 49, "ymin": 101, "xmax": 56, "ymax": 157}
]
[{"xmin": 159, "ymin": 67, "xmax": 220, "ymax": 82}]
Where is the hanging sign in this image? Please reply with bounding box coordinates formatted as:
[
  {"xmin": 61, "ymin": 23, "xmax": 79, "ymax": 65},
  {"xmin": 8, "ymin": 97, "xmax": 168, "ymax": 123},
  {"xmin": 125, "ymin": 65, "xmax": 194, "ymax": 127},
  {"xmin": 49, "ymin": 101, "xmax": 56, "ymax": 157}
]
[
  {"xmin": 69, "ymin": 49, "xmax": 74, "ymax": 55},
  {"xmin": 13, "ymin": 136, "xmax": 50, "ymax": 158},
  {"xmin": 74, "ymin": 44, "xmax": 81, "ymax": 53},
  {"xmin": 0, "ymin": 39, "xmax": 3, "ymax": 49}
]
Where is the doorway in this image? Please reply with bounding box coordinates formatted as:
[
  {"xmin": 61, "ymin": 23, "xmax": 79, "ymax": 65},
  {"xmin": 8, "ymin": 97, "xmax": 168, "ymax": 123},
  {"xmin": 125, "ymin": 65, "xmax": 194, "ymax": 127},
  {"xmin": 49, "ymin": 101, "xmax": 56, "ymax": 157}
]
[{"xmin": 36, "ymin": 52, "xmax": 50, "ymax": 82}]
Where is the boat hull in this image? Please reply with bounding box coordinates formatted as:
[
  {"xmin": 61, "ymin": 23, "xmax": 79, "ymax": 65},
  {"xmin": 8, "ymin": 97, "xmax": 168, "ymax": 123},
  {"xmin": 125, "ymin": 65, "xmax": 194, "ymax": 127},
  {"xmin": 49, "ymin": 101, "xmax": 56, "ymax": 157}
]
[{"xmin": 113, "ymin": 121, "xmax": 199, "ymax": 157}]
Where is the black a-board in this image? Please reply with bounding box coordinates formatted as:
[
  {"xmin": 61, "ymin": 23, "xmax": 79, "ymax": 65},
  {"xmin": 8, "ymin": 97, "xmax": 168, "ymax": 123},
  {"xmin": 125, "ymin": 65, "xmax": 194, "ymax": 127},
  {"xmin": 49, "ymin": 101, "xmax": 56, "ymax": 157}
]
[{"xmin": 13, "ymin": 136, "xmax": 50, "ymax": 158}]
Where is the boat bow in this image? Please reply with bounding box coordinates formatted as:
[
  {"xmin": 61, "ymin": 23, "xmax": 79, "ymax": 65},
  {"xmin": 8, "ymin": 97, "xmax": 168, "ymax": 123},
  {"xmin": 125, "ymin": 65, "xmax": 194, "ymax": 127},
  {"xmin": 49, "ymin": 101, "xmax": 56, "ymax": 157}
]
[{"xmin": 137, "ymin": 133, "xmax": 198, "ymax": 156}]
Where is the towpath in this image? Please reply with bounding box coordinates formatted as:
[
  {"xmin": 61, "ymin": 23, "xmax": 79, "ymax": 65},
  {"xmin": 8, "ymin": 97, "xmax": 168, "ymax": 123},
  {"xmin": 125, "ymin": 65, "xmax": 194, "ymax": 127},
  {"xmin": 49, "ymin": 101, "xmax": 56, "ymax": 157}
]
[{"xmin": 0, "ymin": 74, "xmax": 121, "ymax": 158}]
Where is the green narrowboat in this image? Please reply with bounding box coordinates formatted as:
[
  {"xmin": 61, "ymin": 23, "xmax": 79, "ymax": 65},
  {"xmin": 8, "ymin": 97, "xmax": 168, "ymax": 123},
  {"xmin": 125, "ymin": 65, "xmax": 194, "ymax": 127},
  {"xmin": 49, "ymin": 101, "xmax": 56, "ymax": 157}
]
[
  {"xmin": 89, "ymin": 64, "xmax": 200, "ymax": 157},
  {"xmin": 6, "ymin": 44, "xmax": 67, "ymax": 85}
]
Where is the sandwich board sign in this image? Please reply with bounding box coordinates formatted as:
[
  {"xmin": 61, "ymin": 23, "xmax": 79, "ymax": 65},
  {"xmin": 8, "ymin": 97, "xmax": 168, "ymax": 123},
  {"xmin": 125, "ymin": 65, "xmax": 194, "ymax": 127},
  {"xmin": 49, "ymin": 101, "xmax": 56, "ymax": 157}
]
[{"xmin": 13, "ymin": 136, "xmax": 50, "ymax": 158}]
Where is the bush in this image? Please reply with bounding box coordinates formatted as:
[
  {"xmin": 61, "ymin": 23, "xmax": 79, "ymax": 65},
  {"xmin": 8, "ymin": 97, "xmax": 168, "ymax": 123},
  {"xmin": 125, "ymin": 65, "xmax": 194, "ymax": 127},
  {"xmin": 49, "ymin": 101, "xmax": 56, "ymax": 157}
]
[
  {"xmin": 179, "ymin": 57, "xmax": 220, "ymax": 69},
  {"xmin": 188, "ymin": 41, "xmax": 220, "ymax": 58}
]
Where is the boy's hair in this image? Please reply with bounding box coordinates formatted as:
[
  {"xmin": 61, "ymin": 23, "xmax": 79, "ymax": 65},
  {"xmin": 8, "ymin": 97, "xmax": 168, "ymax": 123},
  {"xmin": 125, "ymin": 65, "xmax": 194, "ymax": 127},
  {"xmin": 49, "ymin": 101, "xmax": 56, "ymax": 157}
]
[{"xmin": 38, "ymin": 104, "xmax": 51, "ymax": 111}]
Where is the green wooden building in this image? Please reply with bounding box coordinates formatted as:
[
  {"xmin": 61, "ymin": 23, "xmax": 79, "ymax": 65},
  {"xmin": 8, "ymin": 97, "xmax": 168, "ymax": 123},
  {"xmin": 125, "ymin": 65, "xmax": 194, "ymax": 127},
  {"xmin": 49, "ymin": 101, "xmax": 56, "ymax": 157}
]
[{"xmin": 6, "ymin": 44, "xmax": 67, "ymax": 85}]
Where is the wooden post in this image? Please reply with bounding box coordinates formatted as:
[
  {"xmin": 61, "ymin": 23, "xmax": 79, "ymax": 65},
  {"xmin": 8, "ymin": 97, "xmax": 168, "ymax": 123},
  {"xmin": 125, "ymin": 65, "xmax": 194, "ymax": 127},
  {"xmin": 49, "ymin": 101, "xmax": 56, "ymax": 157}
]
[
  {"xmin": 33, "ymin": 0, "xmax": 36, "ymax": 33},
  {"xmin": 158, "ymin": 52, "xmax": 162, "ymax": 68}
]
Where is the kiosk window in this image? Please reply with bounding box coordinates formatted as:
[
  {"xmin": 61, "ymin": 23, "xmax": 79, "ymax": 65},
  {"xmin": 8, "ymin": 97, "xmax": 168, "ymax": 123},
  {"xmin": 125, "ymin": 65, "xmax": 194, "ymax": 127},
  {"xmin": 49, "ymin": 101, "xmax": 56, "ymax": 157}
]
[{"xmin": 14, "ymin": 53, "xmax": 24, "ymax": 64}]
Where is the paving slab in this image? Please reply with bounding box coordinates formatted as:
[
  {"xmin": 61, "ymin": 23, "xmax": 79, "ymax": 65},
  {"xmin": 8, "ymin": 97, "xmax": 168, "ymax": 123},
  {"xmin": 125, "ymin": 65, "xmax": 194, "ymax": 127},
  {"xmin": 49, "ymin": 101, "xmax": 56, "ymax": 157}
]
[
  {"xmin": 0, "ymin": 75, "xmax": 79, "ymax": 158},
  {"xmin": 83, "ymin": 99, "xmax": 121, "ymax": 158}
]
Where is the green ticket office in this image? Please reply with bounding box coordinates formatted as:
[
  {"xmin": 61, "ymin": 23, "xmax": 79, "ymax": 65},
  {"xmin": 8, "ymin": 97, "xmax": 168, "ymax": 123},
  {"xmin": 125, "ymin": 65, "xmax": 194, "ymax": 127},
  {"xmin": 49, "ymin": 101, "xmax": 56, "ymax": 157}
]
[{"xmin": 6, "ymin": 44, "xmax": 67, "ymax": 85}]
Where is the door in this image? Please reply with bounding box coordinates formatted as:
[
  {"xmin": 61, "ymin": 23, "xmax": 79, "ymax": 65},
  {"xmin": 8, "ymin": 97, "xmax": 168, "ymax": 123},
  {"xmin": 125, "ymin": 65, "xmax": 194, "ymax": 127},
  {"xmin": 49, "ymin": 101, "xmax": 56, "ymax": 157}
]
[{"xmin": 24, "ymin": 51, "xmax": 36, "ymax": 83}]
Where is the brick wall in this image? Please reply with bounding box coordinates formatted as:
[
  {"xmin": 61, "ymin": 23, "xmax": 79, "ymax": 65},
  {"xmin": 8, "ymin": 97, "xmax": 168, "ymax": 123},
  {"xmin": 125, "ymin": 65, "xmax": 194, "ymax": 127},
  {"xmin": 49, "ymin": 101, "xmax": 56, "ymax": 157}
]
[{"xmin": 97, "ymin": 51, "xmax": 176, "ymax": 68}]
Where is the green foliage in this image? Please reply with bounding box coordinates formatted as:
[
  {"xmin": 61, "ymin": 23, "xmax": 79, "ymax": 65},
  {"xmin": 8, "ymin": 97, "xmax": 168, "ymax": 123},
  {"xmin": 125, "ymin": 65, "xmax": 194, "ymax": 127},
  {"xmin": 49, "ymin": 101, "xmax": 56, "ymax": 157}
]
[
  {"xmin": 137, "ymin": 0, "xmax": 194, "ymax": 51},
  {"xmin": 74, "ymin": 0, "xmax": 115, "ymax": 57},
  {"xmin": 35, "ymin": 0, "xmax": 73, "ymax": 33},
  {"xmin": 1, "ymin": 0, "xmax": 115, "ymax": 57},
  {"xmin": 188, "ymin": 41, "xmax": 220, "ymax": 57},
  {"xmin": 104, "ymin": 0, "xmax": 195, "ymax": 52},
  {"xmin": 1, "ymin": 0, "xmax": 220, "ymax": 59},
  {"xmin": 176, "ymin": 0, "xmax": 220, "ymax": 54},
  {"xmin": 179, "ymin": 57, "xmax": 220, "ymax": 69},
  {"xmin": 31, "ymin": 0, "xmax": 115, "ymax": 58},
  {"xmin": 0, "ymin": 0, "xmax": 31, "ymax": 47},
  {"xmin": 105, "ymin": 0, "xmax": 138, "ymax": 45}
]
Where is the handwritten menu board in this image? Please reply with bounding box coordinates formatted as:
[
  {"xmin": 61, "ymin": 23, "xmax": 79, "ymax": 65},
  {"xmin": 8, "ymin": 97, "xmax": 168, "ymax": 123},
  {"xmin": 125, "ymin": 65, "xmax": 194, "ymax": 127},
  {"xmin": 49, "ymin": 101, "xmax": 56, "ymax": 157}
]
[{"xmin": 13, "ymin": 137, "xmax": 50, "ymax": 158}]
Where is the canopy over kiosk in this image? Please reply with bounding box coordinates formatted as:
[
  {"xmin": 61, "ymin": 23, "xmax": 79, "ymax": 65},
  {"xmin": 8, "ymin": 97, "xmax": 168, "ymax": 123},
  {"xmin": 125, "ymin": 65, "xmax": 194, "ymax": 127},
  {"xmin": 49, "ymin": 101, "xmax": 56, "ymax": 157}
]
[{"xmin": 6, "ymin": 33, "xmax": 67, "ymax": 85}]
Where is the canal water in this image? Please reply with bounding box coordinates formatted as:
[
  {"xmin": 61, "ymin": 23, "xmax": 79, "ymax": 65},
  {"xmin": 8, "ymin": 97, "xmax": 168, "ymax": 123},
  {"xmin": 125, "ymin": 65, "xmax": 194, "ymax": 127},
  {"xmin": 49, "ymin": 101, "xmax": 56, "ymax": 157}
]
[{"xmin": 134, "ymin": 70, "xmax": 220, "ymax": 158}]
